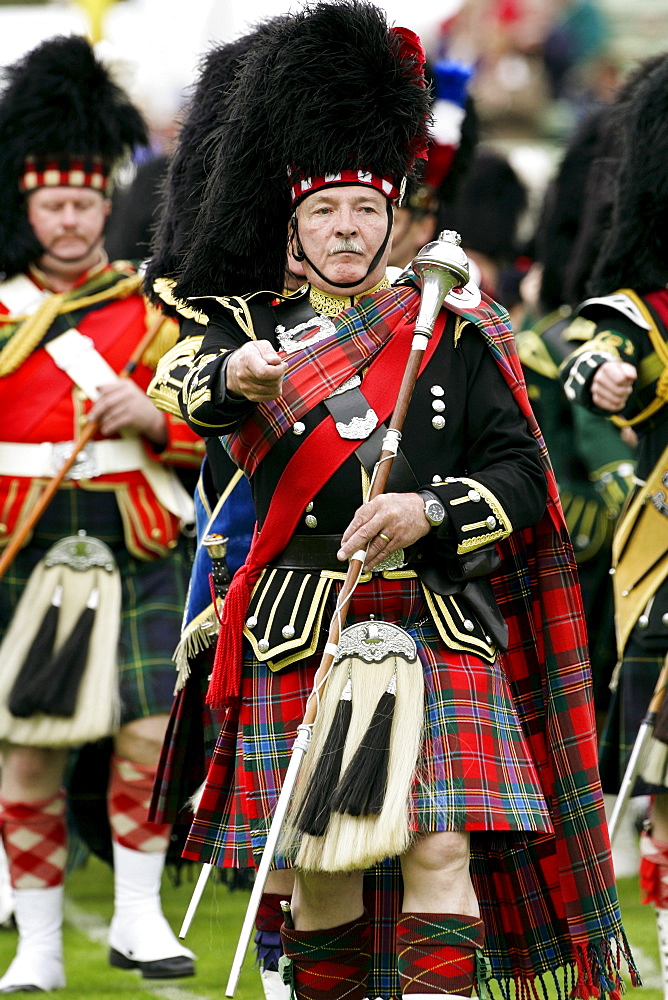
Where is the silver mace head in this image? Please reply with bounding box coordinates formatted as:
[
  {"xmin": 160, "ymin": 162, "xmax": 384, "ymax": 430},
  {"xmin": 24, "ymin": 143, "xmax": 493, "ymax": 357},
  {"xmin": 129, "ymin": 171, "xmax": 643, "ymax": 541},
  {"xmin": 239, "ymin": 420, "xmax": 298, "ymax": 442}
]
[{"xmin": 411, "ymin": 230, "xmax": 470, "ymax": 339}]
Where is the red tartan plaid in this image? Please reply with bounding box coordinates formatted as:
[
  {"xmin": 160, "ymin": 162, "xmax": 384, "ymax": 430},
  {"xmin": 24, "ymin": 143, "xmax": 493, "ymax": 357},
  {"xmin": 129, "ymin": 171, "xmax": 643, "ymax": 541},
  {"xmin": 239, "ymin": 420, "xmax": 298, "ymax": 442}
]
[
  {"xmin": 639, "ymin": 831, "xmax": 668, "ymax": 907},
  {"xmin": 397, "ymin": 912, "xmax": 484, "ymax": 995},
  {"xmin": 225, "ymin": 284, "xmax": 423, "ymax": 477},
  {"xmin": 108, "ymin": 755, "xmax": 170, "ymax": 853},
  {"xmin": 281, "ymin": 912, "xmax": 371, "ymax": 1000},
  {"xmin": 0, "ymin": 790, "xmax": 67, "ymax": 889}
]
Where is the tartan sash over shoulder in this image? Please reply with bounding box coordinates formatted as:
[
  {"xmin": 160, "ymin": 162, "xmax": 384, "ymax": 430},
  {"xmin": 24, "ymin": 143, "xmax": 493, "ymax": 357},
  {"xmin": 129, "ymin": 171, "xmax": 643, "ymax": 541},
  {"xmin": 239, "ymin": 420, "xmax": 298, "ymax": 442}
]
[
  {"xmin": 224, "ymin": 284, "xmax": 418, "ymax": 477},
  {"xmin": 447, "ymin": 290, "xmax": 638, "ymax": 999},
  {"xmin": 206, "ymin": 288, "xmax": 446, "ymax": 707}
]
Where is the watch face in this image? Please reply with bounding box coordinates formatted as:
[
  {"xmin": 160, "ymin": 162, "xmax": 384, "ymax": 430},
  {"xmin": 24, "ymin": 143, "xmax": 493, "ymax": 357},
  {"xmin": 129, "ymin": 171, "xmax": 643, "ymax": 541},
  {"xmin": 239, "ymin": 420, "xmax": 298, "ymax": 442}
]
[{"xmin": 425, "ymin": 499, "xmax": 445, "ymax": 525}]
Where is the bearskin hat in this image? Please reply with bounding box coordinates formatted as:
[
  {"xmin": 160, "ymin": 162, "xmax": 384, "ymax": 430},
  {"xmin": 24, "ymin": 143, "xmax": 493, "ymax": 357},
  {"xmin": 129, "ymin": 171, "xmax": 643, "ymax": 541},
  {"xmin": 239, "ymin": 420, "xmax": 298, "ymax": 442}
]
[
  {"xmin": 438, "ymin": 148, "xmax": 527, "ymax": 266},
  {"xmin": 144, "ymin": 20, "xmax": 288, "ymax": 309},
  {"xmin": 534, "ymin": 107, "xmax": 608, "ymax": 312},
  {"xmin": 173, "ymin": 0, "xmax": 432, "ymax": 301},
  {"xmin": 588, "ymin": 52, "xmax": 668, "ymax": 297},
  {"xmin": 0, "ymin": 34, "xmax": 148, "ymax": 278},
  {"xmin": 539, "ymin": 53, "xmax": 667, "ymax": 308}
]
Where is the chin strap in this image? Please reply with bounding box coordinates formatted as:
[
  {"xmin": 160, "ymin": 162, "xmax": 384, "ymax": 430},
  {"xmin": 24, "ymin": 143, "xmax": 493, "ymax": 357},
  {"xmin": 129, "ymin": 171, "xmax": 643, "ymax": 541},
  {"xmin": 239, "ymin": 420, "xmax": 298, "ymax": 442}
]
[{"xmin": 291, "ymin": 200, "xmax": 394, "ymax": 292}]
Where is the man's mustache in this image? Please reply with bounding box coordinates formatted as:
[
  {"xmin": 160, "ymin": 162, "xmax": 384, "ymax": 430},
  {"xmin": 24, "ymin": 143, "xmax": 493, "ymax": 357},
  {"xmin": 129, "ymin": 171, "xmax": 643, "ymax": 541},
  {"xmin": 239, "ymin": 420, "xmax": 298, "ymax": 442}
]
[{"xmin": 329, "ymin": 239, "xmax": 364, "ymax": 255}]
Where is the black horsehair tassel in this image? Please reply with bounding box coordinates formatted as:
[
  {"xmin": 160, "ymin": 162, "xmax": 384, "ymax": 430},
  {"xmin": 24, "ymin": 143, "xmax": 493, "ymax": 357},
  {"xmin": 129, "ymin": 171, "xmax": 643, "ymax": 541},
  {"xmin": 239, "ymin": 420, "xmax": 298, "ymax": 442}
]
[
  {"xmin": 296, "ymin": 677, "xmax": 353, "ymax": 837},
  {"xmin": 10, "ymin": 587, "xmax": 99, "ymax": 718},
  {"xmin": 38, "ymin": 587, "xmax": 99, "ymax": 717},
  {"xmin": 331, "ymin": 672, "xmax": 396, "ymax": 817},
  {"xmin": 8, "ymin": 583, "xmax": 62, "ymax": 717}
]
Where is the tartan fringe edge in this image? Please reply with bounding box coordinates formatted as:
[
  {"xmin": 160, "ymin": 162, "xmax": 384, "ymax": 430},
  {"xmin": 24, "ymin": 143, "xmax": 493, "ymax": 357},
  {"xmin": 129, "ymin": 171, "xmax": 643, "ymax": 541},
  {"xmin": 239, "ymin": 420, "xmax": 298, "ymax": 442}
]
[{"xmin": 486, "ymin": 935, "xmax": 641, "ymax": 1000}]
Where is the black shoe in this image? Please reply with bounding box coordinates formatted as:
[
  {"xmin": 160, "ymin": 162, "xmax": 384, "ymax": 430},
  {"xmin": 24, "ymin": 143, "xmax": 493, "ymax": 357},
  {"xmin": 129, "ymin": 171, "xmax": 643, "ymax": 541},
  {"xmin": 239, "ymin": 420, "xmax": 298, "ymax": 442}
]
[
  {"xmin": 0, "ymin": 987, "xmax": 43, "ymax": 994},
  {"xmin": 109, "ymin": 948, "xmax": 195, "ymax": 979}
]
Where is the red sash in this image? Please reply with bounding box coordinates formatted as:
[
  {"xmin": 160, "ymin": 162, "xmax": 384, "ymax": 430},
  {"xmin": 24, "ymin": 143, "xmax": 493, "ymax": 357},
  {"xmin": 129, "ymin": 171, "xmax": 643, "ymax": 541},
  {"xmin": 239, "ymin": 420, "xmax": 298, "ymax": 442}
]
[
  {"xmin": 207, "ymin": 308, "xmax": 447, "ymax": 707},
  {"xmin": 2, "ymin": 295, "xmax": 146, "ymax": 441}
]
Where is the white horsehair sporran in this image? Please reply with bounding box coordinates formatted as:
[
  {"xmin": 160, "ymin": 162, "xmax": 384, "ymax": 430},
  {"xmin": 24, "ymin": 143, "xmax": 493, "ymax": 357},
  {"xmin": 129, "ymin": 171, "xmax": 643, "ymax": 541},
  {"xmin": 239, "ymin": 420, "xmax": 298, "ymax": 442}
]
[
  {"xmin": 283, "ymin": 618, "xmax": 424, "ymax": 872},
  {"xmin": 0, "ymin": 531, "xmax": 121, "ymax": 746}
]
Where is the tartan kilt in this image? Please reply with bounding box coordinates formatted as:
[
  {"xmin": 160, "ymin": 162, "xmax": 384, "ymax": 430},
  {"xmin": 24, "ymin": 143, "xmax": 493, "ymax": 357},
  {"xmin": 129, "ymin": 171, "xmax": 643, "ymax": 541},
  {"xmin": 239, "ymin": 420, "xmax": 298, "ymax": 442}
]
[
  {"xmin": 150, "ymin": 648, "xmax": 226, "ymax": 824},
  {"xmin": 184, "ymin": 574, "xmax": 555, "ymax": 999},
  {"xmin": 0, "ymin": 487, "xmax": 189, "ymax": 725},
  {"xmin": 185, "ymin": 574, "xmax": 550, "ymax": 869},
  {"xmin": 598, "ymin": 630, "xmax": 667, "ymax": 796}
]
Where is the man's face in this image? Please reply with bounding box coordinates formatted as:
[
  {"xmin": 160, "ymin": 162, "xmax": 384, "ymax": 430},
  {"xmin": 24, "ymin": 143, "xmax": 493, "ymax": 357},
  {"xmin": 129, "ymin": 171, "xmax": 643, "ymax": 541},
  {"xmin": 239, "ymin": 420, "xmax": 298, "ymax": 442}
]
[
  {"xmin": 27, "ymin": 186, "xmax": 110, "ymax": 273},
  {"xmin": 295, "ymin": 185, "xmax": 392, "ymax": 294}
]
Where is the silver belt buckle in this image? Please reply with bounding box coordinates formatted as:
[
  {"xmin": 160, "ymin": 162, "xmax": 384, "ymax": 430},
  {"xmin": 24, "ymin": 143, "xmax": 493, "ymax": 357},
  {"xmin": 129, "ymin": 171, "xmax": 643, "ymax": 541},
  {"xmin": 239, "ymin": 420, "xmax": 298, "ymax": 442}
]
[
  {"xmin": 372, "ymin": 548, "xmax": 406, "ymax": 573},
  {"xmin": 52, "ymin": 441, "xmax": 100, "ymax": 480}
]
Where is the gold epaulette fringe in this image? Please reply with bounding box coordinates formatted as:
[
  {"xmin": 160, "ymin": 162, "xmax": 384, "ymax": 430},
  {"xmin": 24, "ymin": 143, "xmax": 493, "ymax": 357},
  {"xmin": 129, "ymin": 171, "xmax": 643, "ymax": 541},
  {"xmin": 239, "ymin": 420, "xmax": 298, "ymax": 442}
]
[
  {"xmin": 0, "ymin": 273, "xmax": 143, "ymax": 378},
  {"xmin": 0, "ymin": 291, "xmax": 66, "ymax": 377}
]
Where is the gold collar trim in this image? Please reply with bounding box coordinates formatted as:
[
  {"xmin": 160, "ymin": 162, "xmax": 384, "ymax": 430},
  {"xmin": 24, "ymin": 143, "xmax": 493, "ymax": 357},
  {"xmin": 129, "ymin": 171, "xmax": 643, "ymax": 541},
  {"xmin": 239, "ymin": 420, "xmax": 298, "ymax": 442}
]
[{"xmin": 309, "ymin": 277, "xmax": 391, "ymax": 317}]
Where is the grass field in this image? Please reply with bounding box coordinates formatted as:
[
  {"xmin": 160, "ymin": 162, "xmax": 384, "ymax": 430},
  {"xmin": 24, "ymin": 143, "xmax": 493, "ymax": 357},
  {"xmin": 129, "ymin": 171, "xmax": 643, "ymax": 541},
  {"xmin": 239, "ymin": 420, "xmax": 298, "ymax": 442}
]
[{"xmin": 0, "ymin": 858, "xmax": 661, "ymax": 999}]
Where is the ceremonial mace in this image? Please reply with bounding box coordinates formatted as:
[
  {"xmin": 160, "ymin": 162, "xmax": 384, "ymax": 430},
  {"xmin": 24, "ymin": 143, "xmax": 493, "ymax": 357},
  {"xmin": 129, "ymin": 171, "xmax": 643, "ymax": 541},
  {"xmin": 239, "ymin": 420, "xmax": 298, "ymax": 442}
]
[{"xmin": 223, "ymin": 231, "xmax": 470, "ymax": 997}]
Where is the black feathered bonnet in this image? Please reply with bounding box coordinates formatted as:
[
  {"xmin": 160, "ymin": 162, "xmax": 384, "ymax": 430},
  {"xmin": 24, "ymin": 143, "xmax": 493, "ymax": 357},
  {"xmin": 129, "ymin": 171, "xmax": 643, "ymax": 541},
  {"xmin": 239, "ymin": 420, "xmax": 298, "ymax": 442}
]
[
  {"xmin": 588, "ymin": 52, "xmax": 668, "ymax": 297},
  {"xmin": 172, "ymin": 0, "xmax": 432, "ymax": 301},
  {"xmin": 0, "ymin": 34, "xmax": 148, "ymax": 278},
  {"xmin": 144, "ymin": 22, "xmax": 289, "ymax": 311}
]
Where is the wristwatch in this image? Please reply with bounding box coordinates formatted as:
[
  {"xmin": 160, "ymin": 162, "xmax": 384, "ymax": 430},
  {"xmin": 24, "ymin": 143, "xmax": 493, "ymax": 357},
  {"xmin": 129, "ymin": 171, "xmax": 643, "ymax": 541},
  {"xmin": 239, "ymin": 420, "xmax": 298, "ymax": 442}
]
[{"xmin": 417, "ymin": 490, "xmax": 446, "ymax": 528}]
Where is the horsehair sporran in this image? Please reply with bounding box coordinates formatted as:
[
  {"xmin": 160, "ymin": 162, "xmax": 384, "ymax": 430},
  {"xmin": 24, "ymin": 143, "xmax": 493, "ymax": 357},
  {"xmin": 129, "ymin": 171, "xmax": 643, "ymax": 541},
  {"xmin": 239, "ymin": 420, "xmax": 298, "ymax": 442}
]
[{"xmin": 282, "ymin": 640, "xmax": 424, "ymax": 871}]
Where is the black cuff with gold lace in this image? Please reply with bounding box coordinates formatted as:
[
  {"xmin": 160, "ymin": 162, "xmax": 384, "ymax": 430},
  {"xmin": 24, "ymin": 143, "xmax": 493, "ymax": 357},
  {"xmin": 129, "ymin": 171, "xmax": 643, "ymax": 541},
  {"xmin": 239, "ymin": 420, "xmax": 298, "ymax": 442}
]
[{"xmin": 429, "ymin": 477, "xmax": 513, "ymax": 555}]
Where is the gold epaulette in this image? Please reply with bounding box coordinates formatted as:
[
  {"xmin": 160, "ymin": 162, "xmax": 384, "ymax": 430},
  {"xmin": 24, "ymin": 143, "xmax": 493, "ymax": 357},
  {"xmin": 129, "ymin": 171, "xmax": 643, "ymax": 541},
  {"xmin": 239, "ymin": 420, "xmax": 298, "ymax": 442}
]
[
  {"xmin": 152, "ymin": 277, "xmax": 208, "ymax": 326},
  {"xmin": 147, "ymin": 332, "xmax": 205, "ymax": 418}
]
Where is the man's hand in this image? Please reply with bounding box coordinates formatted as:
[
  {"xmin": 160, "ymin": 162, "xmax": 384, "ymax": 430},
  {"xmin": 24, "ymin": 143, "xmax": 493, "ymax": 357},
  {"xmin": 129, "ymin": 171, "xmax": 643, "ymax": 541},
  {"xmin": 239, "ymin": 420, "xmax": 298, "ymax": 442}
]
[
  {"xmin": 226, "ymin": 341, "xmax": 288, "ymax": 402},
  {"xmin": 338, "ymin": 493, "xmax": 430, "ymax": 571},
  {"xmin": 89, "ymin": 380, "xmax": 167, "ymax": 446},
  {"xmin": 591, "ymin": 360, "xmax": 637, "ymax": 412}
]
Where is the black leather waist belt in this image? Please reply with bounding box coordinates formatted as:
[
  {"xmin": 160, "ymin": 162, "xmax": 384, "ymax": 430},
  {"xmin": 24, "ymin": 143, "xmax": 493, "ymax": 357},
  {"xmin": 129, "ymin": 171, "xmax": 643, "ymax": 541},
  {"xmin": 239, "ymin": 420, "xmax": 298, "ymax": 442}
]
[
  {"xmin": 269, "ymin": 535, "xmax": 347, "ymax": 571},
  {"xmin": 269, "ymin": 534, "xmax": 419, "ymax": 573}
]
